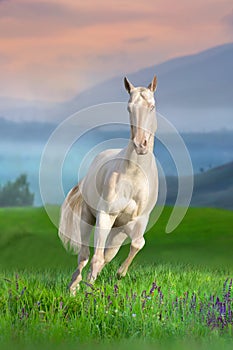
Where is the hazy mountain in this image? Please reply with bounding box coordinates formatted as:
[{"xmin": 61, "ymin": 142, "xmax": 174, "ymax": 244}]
[
  {"xmin": 62, "ymin": 42, "xmax": 233, "ymax": 131},
  {"xmin": 0, "ymin": 43, "xmax": 233, "ymax": 131},
  {"xmin": 0, "ymin": 97, "xmax": 55, "ymax": 122},
  {"xmin": 0, "ymin": 117, "xmax": 56, "ymax": 142},
  {"xmin": 63, "ymin": 42, "xmax": 233, "ymax": 111},
  {"xmin": 167, "ymin": 162, "xmax": 233, "ymax": 210}
]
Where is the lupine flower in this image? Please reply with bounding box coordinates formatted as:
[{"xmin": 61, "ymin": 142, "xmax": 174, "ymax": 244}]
[
  {"xmin": 20, "ymin": 287, "xmax": 26, "ymax": 296},
  {"xmin": 15, "ymin": 274, "xmax": 19, "ymax": 291},
  {"xmin": 150, "ymin": 282, "xmax": 157, "ymax": 294}
]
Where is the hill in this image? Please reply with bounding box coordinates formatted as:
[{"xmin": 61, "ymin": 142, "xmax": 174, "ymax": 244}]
[
  {"xmin": 166, "ymin": 161, "xmax": 233, "ymax": 209},
  {"xmin": 191, "ymin": 161, "xmax": 233, "ymax": 209},
  {"xmin": 0, "ymin": 206, "xmax": 233, "ymax": 270}
]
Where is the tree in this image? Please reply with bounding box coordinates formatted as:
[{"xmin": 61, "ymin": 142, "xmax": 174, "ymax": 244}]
[{"xmin": 0, "ymin": 174, "xmax": 34, "ymax": 207}]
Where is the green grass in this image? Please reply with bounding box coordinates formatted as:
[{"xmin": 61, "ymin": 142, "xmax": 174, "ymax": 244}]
[{"xmin": 0, "ymin": 206, "xmax": 233, "ymax": 349}]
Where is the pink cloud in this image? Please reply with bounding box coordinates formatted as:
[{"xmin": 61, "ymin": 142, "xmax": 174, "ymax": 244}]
[{"xmin": 0, "ymin": 0, "xmax": 232, "ymax": 101}]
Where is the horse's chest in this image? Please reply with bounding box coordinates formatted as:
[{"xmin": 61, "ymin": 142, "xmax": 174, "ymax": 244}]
[
  {"xmin": 114, "ymin": 198, "xmax": 138, "ymax": 226},
  {"xmin": 114, "ymin": 187, "xmax": 148, "ymax": 226}
]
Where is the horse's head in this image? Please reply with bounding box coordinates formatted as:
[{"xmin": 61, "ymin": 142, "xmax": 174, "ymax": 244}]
[{"xmin": 124, "ymin": 75, "xmax": 157, "ymax": 155}]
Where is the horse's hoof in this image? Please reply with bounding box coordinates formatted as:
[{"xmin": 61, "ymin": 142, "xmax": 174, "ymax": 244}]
[
  {"xmin": 69, "ymin": 287, "xmax": 76, "ymax": 297},
  {"xmin": 117, "ymin": 267, "xmax": 127, "ymax": 279},
  {"xmin": 116, "ymin": 273, "xmax": 122, "ymax": 280},
  {"xmin": 69, "ymin": 283, "xmax": 80, "ymax": 296},
  {"xmin": 117, "ymin": 271, "xmax": 125, "ymax": 279}
]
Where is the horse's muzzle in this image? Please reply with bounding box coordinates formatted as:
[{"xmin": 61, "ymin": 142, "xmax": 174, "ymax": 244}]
[{"xmin": 133, "ymin": 137, "xmax": 149, "ymax": 155}]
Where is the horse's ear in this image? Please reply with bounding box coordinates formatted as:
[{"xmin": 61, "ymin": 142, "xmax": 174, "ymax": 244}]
[
  {"xmin": 124, "ymin": 77, "xmax": 134, "ymax": 94},
  {"xmin": 148, "ymin": 75, "xmax": 157, "ymax": 92}
]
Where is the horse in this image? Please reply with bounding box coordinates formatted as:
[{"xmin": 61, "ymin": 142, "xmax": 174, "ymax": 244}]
[{"xmin": 59, "ymin": 75, "xmax": 158, "ymax": 295}]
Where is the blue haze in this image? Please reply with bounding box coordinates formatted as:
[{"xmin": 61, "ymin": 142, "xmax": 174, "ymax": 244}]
[{"xmin": 0, "ymin": 125, "xmax": 233, "ymax": 206}]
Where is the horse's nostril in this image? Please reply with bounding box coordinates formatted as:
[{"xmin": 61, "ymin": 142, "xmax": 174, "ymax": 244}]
[{"xmin": 133, "ymin": 137, "xmax": 148, "ymax": 150}]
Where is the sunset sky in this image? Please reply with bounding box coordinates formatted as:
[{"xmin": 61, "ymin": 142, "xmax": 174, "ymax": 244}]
[{"xmin": 0, "ymin": 0, "xmax": 232, "ymax": 102}]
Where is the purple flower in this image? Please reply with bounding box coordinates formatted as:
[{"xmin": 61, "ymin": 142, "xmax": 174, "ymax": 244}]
[{"xmin": 150, "ymin": 282, "xmax": 157, "ymax": 295}]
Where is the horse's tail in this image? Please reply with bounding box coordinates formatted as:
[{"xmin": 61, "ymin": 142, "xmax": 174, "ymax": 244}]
[{"xmin": 58, "ymin": 183, "xmax": 83, "ymax": 254}]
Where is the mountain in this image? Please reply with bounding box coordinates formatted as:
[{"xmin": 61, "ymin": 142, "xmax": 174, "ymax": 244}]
[
  {"xmin": 166, "ymin": 162, "xmax": 233, "ymax": 210},
  {"xmin": 44, "ymin": 42, "xmax": 233, "ymax": 131},
  {"xmin": 0, "ymin": 97, "xmax": 55, "ymax": 122},
  {"xmin": 0, "ymin": 42, "xmax": 233, "ymax": 131},
  {"xmin": 63, "ymin": 42, "xmax": 233, "ymax": 111},
  {"xmin": 0, "ymin": 117, "xmax": 56, "ymax": 142}
]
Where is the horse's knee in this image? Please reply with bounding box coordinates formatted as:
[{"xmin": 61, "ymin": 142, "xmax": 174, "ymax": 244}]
[
  {"xmin": 132, "ymin": 237, "xmax": 145, "ymax": 250},
  {"xmin": 91, "ymin": 254, "xmax": 105, "ymax": 268},
  {"xmin": 104, "ymin": 247, "xmax": 117, "ymax": 263}
]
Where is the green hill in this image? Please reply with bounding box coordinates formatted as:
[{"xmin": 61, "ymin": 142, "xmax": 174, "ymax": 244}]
[{"xmin": 0, "ymin": 206, "xmax": 232, "ymax": 270}]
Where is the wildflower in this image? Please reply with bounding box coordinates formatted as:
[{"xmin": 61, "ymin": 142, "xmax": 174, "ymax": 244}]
[
  {"xmin": 132, "ymin": 313, "xmax": 136, "ymax": 318},
  {"xmin": 141, "ymin": 290, "xmax": 147, "ymax": 298},
  {"xmin": 15, "ymin": 274, "xmax": 19, "ymax": 291},
  {"xmin": 114, "ymin": 284, "xmax": 119, "ymax": 295},
  {"xmin": 20, "ymin": 287, "xmax": 26, "ymax": 296},
  {"xmin": 150, "ymin": 282, "xmax": 157, "ymax": 294}
]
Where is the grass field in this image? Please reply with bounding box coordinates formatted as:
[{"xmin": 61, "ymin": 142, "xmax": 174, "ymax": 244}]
[{"xmin": 0, "ymin": 206, "xmax": 233, "ymax": 349}]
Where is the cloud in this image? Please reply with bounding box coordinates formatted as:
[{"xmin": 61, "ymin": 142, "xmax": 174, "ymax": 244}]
[
  {"xmin": 125, "ymin": 36, "xmax": 150, "ymax": 44},
  {"xmin": 1, "ymin": 0, "xmax": 230, "ymax": 40},
  {"xmin": 0, "ymin": 0, "xmax": 232, "ymax": 103},
  {"xmin": 0, "ymin": 1, "xmax": 71, "ymax": 19},
  {"xmin": 0, "ymin": 0, "xmax": 161, "ymax": 38},
  {"xmin": 222, "ymin": 9, "xmax": 233, "ymax": 28},
  {"xmin": 0, "ymin": 52, "xmax": 12, "ymax": 64}
]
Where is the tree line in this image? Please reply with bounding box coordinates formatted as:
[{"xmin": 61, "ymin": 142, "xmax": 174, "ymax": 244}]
[{"xmin": 0, "ymin": 174, "xmax": 34, "ymax": 207}]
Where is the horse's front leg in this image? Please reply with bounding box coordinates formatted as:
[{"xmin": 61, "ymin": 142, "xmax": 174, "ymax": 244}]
[
  {"xmin": 117, "ymin": 216, "xmax": 148, "ymax": 278},
  {"xmin": 88, "ymin": 212, "xmax": 116, "ymax": 283}
]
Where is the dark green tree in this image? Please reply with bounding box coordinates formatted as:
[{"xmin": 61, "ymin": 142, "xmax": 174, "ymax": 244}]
[{"xmin": 0, "ymin": 174, "xmax": 34, "ymax": 207}]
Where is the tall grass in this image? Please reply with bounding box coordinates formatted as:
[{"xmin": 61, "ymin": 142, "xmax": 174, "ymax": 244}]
[
  {"xmin": 0, "ymin": 263, "xmax": 232, "ymax": 345},
  {"xmin": 0, "ymin": 206, "xmax": 233, "ymax": 349}
]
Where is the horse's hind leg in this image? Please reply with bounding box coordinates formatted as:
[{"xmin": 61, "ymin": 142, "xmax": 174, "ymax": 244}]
[
  {"xmin": 69, "ymin": 206, "xmax": 94, "ymax": 296},
  {"xmin": 104, "ymin": 228, "xmax": 127, "ymax": 265},
  {"xmin": 117, "ymin": 237, "xmax": 145, "ymax": 278}
]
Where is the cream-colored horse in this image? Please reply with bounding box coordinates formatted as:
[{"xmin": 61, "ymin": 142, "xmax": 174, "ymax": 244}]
[{"xmin": 59, "ymin": 76, "xmax": 158, "ymax": 295}]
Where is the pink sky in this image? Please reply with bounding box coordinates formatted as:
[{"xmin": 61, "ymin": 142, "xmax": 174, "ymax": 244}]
[{"xmin": 0, "ymin": 0, "xmax": 232, "ymax": 102}]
